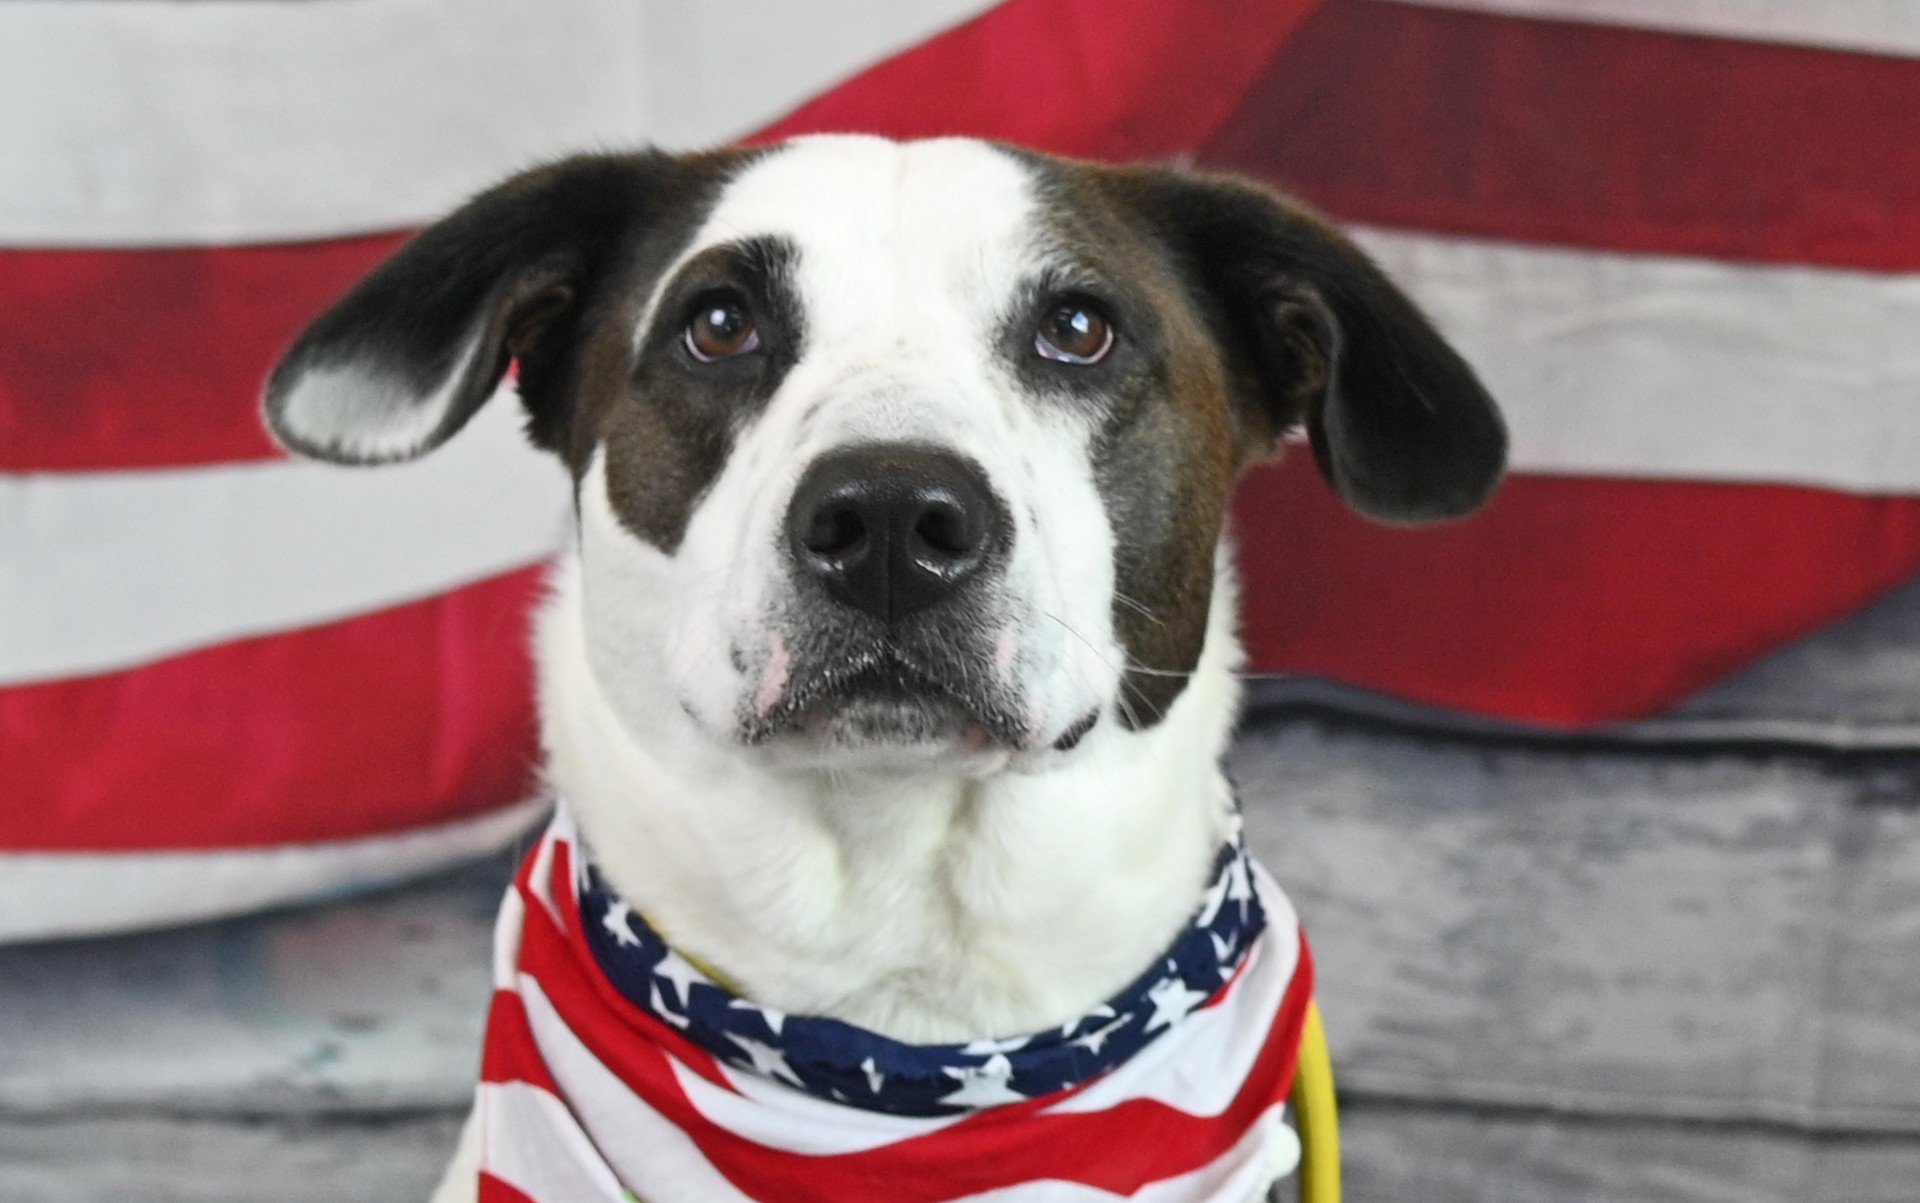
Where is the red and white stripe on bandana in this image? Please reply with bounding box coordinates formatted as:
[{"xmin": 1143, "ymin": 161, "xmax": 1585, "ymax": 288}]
[{"xmin": 474, "ymin": 809, "xmax": 1314, "ymax": 1202}]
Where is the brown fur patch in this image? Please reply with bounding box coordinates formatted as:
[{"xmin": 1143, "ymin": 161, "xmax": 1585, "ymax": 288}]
[
  {"xmin": 1016, "ymin": 158, "xmax": 1255, "ymax": 727},
  {"xmin": 575, "ymin": 235, "xmax": 805, "ymax": 551}
]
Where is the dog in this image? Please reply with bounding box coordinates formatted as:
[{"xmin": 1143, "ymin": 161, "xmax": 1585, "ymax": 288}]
[{"xmin": 263, "ymin": 134, "xmax": 1504, "ymax": 1202}]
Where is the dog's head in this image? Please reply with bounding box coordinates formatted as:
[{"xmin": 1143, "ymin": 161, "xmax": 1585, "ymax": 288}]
[{"xmin": 265, "ymin": 136, "xmax": 1502, "ymax": 775}]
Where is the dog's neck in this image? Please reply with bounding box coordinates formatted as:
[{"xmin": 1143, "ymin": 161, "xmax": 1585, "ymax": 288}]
[{"xmin": 534, "ymin": 546, "xmax": 1246, "ymax": 1045}]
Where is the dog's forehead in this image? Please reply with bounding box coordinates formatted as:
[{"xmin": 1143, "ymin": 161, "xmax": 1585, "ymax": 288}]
[{"xmin": 686, "ymin": 136, "xmax": 1045, "ymax": 327}]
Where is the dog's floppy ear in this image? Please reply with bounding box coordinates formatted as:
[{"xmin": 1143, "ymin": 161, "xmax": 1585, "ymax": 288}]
[
  {"xmin": 264, "ymin": 152, "xmax": 685, "ymax": 464},
  {"xmin": 1133, "ymin": 170, "xmax": 1506, "ymax": 521}
]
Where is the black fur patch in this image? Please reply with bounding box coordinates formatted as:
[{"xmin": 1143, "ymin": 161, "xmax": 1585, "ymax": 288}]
[
  {"xmin": 1106, "ymin": 168, "xmax": 1509, "ymax": 523},
  {"xmin": 261, "ymin": 148, "xmax": 821, "ymax": 555},
  {"xmin": 265, "ymin": 152, "xmax": 756, "ymax": 465},
  {"xmin": 593, "ymin": 236, "xmax": 806, "ymax": 551},
  {"xmin": 1008, "ymin": 157, "xmax": 1243, "ymax": 728}
]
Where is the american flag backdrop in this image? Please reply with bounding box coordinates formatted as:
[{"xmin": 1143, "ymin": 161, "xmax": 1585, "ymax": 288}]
[{"xmin": 4, "ymin": 0, "xmax": 1918, "ymax": 941}]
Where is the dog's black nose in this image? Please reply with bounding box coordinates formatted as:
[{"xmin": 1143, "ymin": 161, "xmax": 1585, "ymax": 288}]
[{"xmin": 788, "ymin": 445, "xmax": 1005, "ymax": 623}]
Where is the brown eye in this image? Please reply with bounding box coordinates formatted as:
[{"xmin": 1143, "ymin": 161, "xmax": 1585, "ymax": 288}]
[
  {"xmin": 684, "ymin": 296, "xmax": 760, "ymax": 362},
  {"xmin": 1035, "ymin": 301, "xmax": 1114, "ymax": 365}
]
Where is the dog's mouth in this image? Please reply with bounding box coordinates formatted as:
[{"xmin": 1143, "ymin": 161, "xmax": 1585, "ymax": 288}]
[{"xmin": 741, "ymin": 646, "xmax": 1025, "ymax": 755}]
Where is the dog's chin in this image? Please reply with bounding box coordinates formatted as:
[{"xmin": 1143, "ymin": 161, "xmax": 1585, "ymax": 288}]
[
  {"xmin": 767, "ymin": 699, "xmax": 1010, "ymax": 774},
  {"xmin": 739, "ymin": 667, "xmax": 1023, "ymax": 775},
  {"xmin": 807, "ymin": 690, "xmax": 974, "ymax": 746}
]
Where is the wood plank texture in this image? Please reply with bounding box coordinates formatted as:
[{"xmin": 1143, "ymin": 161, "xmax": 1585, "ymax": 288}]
[
  {"xmin": 0, "ymin": 857, "xmax": 513, "ymax": 1115},
  {"xmin": 1231, "ymin": 718, "xmax": 1920, "ymax": 1131},
  {"xmin": 0, "ymin": 1113, "xmax": 463, "ymax": 1203},
  {"xmin": 1339, "ymin": 1102, "xmax": 1920, "ymax": 1203}
]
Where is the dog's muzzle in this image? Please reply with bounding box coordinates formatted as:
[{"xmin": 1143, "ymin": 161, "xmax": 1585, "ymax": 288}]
[{"xmin": 750, "ymin": 443, "xmax": 1024, "ymax": 752}]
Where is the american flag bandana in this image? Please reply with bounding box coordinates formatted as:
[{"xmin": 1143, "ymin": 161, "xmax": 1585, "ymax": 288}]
[{"xmin": 475, "ymin": 806, "xmax": 1313, "ymax": 1202}]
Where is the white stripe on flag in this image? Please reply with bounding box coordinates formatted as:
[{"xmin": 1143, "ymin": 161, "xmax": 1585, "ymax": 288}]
[
  {"xmin": 671, "ymin": 1056, "xmax": 970, "ymax": 1157},
  {"xmin": 494, "ymin": 890, "xmax": 531, "ymax": 994},
  {"xmin": 479, "ymin": 1079, "xmax": 631, "ymax": 1203},
  {"xmin": 1353, "ymin": 228, "xmax": 1920, "ymax": 496},
  {"xmin": 0, "ymin": 397, "xmax": 570, "ymax": 687},
  {"xmin": 0, "ymin": 0, "xmax": 993, "ymax": 245},
  {"xmin": 1386, "ymin": 0, "xmax": 1920, "ymax": 57},
  {"xmin": 0, "ymin": 798, "xmax": 547, "ymax": 944},
  {"xmin": 515, "ymin": 977, "xmax": 762, "ymax": 1202}
]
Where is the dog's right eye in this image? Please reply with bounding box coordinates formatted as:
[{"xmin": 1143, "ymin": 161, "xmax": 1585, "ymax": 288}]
[
  {"xmin": 684, "ymin": 294, "xmax": 761, "ymax": 362},
  {"xmin": 1035, "ymin": 300, "xmax": 1114, "ymax": 366}
]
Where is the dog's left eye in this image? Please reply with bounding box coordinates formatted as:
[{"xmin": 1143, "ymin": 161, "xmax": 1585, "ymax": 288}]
[
  {"xmin": 1035, "ymin": 301, "xmax": 1114, "ymax": 365},
  {"xmin": 684, "ymin": 295, "xmax": 761, "ymax": 362}
]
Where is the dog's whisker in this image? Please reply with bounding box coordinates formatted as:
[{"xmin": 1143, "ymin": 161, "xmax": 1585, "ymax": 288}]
[
  {"xmin": 1110, "ymin": 590, "xmax": 1164, "ymax": 626},
  {"xmin": 1041, "ymin": 610, "xmax": 1166, "ymax": 725}
]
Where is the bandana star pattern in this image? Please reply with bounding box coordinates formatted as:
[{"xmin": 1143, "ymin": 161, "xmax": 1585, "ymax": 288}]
[{"xmin": 575, "ymin": 815, "xmax": 1268, "ymax": 1117}]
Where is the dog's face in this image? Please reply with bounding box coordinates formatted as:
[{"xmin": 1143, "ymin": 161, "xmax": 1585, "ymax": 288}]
[{"xmin": 266, "ymin": 136, "xmax": 1503, "ymax": 775}]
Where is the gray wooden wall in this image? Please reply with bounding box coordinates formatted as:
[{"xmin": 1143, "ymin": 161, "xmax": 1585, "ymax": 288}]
[{"xmin": 10, "ymin": 576, "xmax": 1920, "ymax": 1201}]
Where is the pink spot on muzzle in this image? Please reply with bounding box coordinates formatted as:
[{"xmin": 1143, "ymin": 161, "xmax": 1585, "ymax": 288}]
[{"xmin": 755, "ymin": 633, "xmax": 792, "ymax": 719}]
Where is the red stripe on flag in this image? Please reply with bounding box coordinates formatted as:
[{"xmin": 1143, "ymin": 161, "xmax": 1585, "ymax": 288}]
[
  {"xmin": 1200, "ymin": 0, "xmax": 1920, "ymax": 270},
  {"xmin": 481, "ymin": 990, "xmax": 563, "ymax": 1098},
  {"xmin": 0, "ymin": 565, "xmax": 543, "ymax": 850},
  {"xmin": 541, "ymin": 834, "xmax": 742, "ymax": 1098},
  {"xmin": 476, "ymin": 1176, "xmax": 537, "ymax": 1203},
  {"xmin": 1236, "ymin": 461, "xmax": 1920, "ymax": 725},
  {"xmin": 510, "ymin": 857, "xmax": 1313, "ymax": 1202},
  {"xmin": 0, "ymin": 235, "xmax": 406, "ymax": 472},
  {"xmin": 757, "ymin": 0, "xmax": 1323, "ymax": 160}
]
